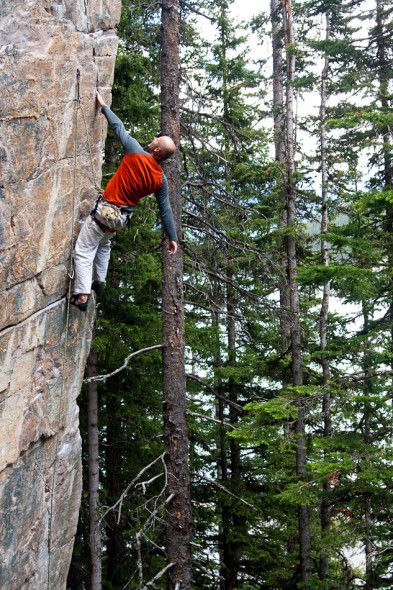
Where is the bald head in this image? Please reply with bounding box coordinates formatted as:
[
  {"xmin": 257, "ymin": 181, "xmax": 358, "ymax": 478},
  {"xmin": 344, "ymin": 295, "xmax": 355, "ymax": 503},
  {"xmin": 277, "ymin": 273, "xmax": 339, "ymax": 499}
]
[
  {"xmin": 157, "ymin": 136, "xmax": 176, "ymax": 161},
  {"xmin": 147, "ymin": 135, "xmax": 176, "ymax": 163}
]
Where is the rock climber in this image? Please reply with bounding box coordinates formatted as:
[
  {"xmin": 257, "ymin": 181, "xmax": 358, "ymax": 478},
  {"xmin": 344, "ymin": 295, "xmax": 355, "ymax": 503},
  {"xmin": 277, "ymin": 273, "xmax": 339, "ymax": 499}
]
[{"xmin": 70, "ymin": 91, "xmax": 178, "ymax": 311}]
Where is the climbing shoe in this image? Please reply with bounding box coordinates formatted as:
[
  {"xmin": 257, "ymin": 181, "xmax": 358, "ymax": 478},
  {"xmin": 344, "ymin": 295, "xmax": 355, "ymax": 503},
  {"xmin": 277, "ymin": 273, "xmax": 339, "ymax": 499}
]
[
  {"xmin": 92, "ymin": 280, "xmax": 105, "ymax": 295},
  {"xmin": 70, "ymin": 295, "xmax": 88, "ymax": 312}
]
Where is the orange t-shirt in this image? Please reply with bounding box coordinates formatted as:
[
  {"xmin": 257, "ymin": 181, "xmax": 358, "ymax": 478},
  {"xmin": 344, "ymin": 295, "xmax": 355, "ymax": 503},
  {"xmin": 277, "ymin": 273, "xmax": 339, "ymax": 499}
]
[{"xmin": 104, "ymin": 153, "xmax": 163, "ymax": 207}]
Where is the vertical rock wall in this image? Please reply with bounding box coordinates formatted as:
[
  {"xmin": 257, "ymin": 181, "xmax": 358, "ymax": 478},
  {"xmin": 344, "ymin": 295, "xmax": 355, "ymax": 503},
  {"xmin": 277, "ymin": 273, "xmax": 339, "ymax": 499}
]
[{"xmin": 0, "ymin": 1, "xmax": 121, "ymax": 587}]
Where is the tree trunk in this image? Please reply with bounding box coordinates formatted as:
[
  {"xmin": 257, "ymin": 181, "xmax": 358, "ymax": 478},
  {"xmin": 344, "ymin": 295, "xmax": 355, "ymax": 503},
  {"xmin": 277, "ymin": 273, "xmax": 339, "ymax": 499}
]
[
  {"xmin": 319, "ymin": 12, "xmax": 332, "ymax": 583},
  {"xmin": 376, "ymin": 0, "xmax": 393, "ymax": 191},
  {"xmin": 282, "ymin": 0, "xmax": 311, "ymax": 584},
  {"xmin": 221, "ymin": 269, "xmax": 242, "ymax": 590},
  {"xmin": 361, "ymin": 304, "xmax": 374, "ymax": 589},
  {"xmin": 161, "ymin": 0, "xmax": 193, "ymax": 587},
  {"xmin": 376, "ymin": 0, "xmax": 393, "ymax": 407},
  {"xmin": 271, "ymin": 0, "xmax": 285, "ymax": 165},
  {"xmin": 87, "ymin": 347, "xmax": 102, "ymax": 590},
  {"xmin": 104, "ymin": 375, "xmax": 126, "ymax": 587},
  {"xmin": 212, "ymin": 290, "xmax": 229, "ymax": 590},
  {"xmin": 218, "ymin": 5, "xmax": 244, "ymax": 582},
  {"xmin": 271, "ymin": 0, "xmax": 291, "ymax": 356}
]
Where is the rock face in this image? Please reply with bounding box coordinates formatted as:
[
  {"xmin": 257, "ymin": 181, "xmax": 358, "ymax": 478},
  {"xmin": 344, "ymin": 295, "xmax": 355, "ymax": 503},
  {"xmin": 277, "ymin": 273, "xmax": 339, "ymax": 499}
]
[{"xmin": 0, "ymin": 1, "xmax": 120, "ymax": 587}]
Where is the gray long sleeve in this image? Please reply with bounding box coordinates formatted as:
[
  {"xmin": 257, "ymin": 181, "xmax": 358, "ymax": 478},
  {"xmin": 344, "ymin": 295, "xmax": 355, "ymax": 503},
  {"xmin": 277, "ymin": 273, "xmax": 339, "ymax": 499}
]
[
  {"xmin": 101, "ymin": 106, "xmax": 146, "ymax": 155},
  {"xmin": 155, "ymin": 175, "xmax": 178, "ymax": 242}
]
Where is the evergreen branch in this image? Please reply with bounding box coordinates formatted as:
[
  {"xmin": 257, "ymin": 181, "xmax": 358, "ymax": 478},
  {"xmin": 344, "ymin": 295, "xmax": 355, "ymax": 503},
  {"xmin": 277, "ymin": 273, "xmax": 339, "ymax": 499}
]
[
  {"xmin": 179, "ymin": 125, "xmax": 232, "ymax": 163},
  {"xmin": 337, "ymin": 368, "xmax": 393, "ymax": 384},
  {"xmin": 183, "ymin": 292, "xmax": 243, "ymax": 321},
  {"xmin": 183, "ymin": 282, "xmax": 225, "ymax": 312},
  {"xmin": 83, "ymin": 344, "xmax": 163, "ymax": 383},
  {"xmin": 348, "ymin": 28, "xmax": 393, "ymax": 47},
  {"xmin": 182, "ymin": 224, "xmax": 279, "ymax": 279},
  {"xmin": 181, "ymin": 105, "xmax": 242, "ymax": 150},
  {"xmin": 182, "ymin": 210, "xmax": 276, "ymax": 263},
  {"xmin": 193, "ymin": 560, "xmax": 224, "ymax": 583},
  {"xmin": 183, "ymin": 297, "xmax": 223, "ymax": 314},
  {"xmin": 179, "ymin": 0, "xmax": 214, "ymax": 21},
  {"xmin": 187, "ymin": 410, "xmax": 237, "ymax": 429},
  {"xmin": 187, "ymin": 373, "xmax": 243, "ymax": 412},
  {"xmin": 183, "ymin": 252, "xmax": 278, "ymax": 308},
  {"xmin": 193, "ymin": 473, "xmax": 257, "ymax": 510},
  {"xmin": 183, "ymin": 181, "xmax": 265, "ymax": 216}
]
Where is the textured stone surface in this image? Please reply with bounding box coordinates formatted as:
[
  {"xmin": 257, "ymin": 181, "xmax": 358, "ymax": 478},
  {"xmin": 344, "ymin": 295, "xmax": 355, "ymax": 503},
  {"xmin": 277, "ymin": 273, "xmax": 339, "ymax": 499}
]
[{"xmin": 0, "ymin": 1, "xmax": 120, "ymax": 587}]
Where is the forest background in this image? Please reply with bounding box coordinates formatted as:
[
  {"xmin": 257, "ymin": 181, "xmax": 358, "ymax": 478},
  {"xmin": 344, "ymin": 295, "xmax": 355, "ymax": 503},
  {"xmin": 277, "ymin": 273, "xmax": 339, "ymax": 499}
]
[{"xmin": 67, "ymin": 0, "xmax": 393, "ymax": 588}]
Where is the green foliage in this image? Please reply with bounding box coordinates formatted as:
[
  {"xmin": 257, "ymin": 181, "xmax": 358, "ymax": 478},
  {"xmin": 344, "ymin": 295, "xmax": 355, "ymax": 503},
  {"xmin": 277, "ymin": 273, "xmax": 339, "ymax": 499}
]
[{"xmin": 244, "ymin": 396, "xmax": 299, "ymax": 422}]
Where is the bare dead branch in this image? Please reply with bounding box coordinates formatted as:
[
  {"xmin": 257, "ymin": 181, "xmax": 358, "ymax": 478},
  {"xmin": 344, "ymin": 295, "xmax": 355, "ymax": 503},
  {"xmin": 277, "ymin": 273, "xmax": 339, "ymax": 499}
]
[
  {"xmin": 136, "ymin": 472, "xmax": 164, "ymax": 494},
  {"xmin": 165, "ymin": 492, "xmax": 176, "ymax": 505},
  {"xmin": 99, "ymin": 453, "xmax": 167, "ymax": 526},
  {"xmin": 142, "ymin": 562, "xmax": 175, "ymax": 589},
  {"xmin": 83, "ymin": 344, "xmax": 163, "ymax": 383}
]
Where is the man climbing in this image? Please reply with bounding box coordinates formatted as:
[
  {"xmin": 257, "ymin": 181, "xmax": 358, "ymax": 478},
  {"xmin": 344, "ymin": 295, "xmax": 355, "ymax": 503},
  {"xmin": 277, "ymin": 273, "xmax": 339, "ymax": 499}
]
[{"xmin": 70, "ymin": 91, "xmax": 178, "ymax": 311}]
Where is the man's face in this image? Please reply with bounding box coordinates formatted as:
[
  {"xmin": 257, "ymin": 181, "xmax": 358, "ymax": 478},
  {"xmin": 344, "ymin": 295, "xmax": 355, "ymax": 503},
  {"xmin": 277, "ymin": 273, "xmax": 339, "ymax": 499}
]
[{"xmin": 147, "ymin": 137, "xmax": 160, "ymax": 153}]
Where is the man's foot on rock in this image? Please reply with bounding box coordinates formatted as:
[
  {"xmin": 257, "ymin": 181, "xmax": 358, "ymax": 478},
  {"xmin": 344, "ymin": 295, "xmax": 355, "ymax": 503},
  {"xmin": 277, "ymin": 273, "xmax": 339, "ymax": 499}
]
[{"xmin": 70, "ymin": 294, "xmax": 88, "ymax": 312}]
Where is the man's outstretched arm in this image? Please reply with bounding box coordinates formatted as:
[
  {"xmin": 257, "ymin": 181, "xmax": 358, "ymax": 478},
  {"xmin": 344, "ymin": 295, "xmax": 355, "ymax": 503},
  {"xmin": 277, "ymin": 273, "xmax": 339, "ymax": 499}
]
[
  {"xmin": 156, "ymin": 175, "xmax": 178, "ymax": 255},
  {"xmin": 96, "ymin": 91, "xmax": 145, "ymax": 155}
]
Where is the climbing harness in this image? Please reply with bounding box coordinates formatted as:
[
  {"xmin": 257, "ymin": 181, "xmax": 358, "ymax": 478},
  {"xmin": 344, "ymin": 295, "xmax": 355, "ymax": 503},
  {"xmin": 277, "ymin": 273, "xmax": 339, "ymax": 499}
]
[{"xmin": 90, "ymin": 192, "xmax": 135, "ymax": 232}]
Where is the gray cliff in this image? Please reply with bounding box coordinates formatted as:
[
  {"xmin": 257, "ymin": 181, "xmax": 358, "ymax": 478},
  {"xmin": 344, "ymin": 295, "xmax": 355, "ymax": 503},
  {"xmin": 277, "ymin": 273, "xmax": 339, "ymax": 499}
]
[{"xmin": 0, "ymin": 1, "xmax": 121, "ymax": 587}]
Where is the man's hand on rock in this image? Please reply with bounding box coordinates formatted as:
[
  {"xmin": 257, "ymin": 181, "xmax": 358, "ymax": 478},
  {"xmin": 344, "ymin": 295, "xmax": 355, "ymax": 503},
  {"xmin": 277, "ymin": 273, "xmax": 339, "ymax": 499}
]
[{"xmin": 96, "ymin": 90, "xmax": 106, "ymax": 108}]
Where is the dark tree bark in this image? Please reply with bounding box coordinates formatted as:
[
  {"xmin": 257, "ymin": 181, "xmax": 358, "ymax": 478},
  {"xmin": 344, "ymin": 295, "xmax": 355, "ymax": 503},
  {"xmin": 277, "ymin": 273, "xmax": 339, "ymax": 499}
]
[
  {"xmin": 376, "ymin": 0, "xmax": 393, "ymax": 191},
  {"xmin": 104, "ymin": 375, "xmax": 126, "ymax": 587},
  {"xmin": 376, "ymin": 0, "xmax": 393, "ymax": 402},
  {"xmin": 161, "ymin": 0, "xmax": 193, "ymax": 587},
  {"xmin": 318, "ymin": 12, "xmax": 332, "ymax": 583},
  {"xmin": 87, "ymin": 347, "xmax": 102, "ymax": 590},
  {"xmin": 212, "ymin": 287, "xmax": 229, "ymax": 589},
  {"xmin": 215, "ymin": 5, "xmax": 244, "ymax": 582},
  {"xmin": 361, "ymin": 305, "xmax": 374, "ymax": 589},
  {"xmin": 218, "ymin": 265, "xmax": 243, "ymax": 590},
  {"xmin": 271, "ymin": 0, "xmax": 291, "ymax": 356},
  {"xmin": 282, "ymin": 0, "xmax": 311, "ymax": 584},
  {"xmin": 271, "ymin": 0, "xmax": 285, "ymax": 165},
  {"xmin": 225, "ymin": 283, "xmax": 242, "ymax": 590}
]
